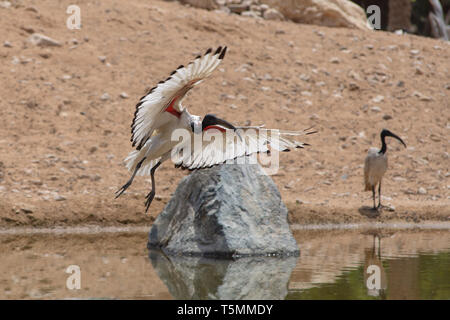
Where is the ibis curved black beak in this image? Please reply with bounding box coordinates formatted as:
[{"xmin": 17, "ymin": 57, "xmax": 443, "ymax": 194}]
[
  {"xmin": 201, "ymin": 114, "xmax": 242, "ymax": 141},
  {"xmin": 202, "ymin": 114, "xmax": 236, "ymax": 131},
  {"xmin": 383, "ymin": 129, "xmax": 406, "ymax": 148}
]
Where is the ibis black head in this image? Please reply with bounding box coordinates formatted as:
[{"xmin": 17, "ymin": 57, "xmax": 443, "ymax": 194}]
[
  {"xmin": 202, "ymin": 114, "xmax": 236, "ymax": 131},
  {"xmin": 380, "ymin": 129, "xmax": 406, "ymax": 153}
]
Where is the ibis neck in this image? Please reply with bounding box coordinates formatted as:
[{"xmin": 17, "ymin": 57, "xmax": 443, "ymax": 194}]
[{"xmin": 380, "ymin": 134, "xmax": 387, "ymax": 154}]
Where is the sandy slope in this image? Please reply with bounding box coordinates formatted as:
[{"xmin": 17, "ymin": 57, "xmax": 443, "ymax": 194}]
[{"xmin": 0, "ymin": 0, "xmax": 449, "ymax": 227}]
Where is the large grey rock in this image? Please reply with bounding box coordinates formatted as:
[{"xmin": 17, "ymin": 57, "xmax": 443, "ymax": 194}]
[
  {"xmin": 260, "ymin": 0, "xmax": 371, "ymax": 30},
  {"xmin": 149, "ymin": 250, "xmax": 297, "ymax": 299},
  {"xmin": 178, "ymin": 0, "xmax": 219, "ymax": 10},
  {"xmin": 148, "ymin": 163, "xmax": 299, "ymax": 257}
]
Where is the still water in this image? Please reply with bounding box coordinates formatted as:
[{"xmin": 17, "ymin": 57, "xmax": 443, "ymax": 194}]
[{"xmin": 0, "ymin": 226, "xmax": 448, "ymax": 299}]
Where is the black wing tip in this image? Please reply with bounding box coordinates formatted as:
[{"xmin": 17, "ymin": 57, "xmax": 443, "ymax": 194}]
[
  {"xmin": 205, "ymin": 48, "xmax": 212, "ymax": 55},
  {"xmin": 303, "ymin": 126, "xmax": 318, "ymax": 135},
  {"xmin": 140, "ymin": 85, "xmax": 155, "ymax": 100},
  {"xmin": 219, "ymin": 46, "xmax": 227, "ymax": 60},
  {"xmin": 136, "ymin": 100, "xmax": 144, "ymax": 109},
  {"xmin": 214, "ymin": 46, "xmax": 222, "ymax": 55}
]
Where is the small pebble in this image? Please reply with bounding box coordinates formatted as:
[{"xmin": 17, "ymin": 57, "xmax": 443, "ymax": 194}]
[
  {"xmin": 348, "ymin": 82, "xmax": 359, "ymax": 91},
  {"xmin": 330, "ymin": 57, "xmax": 340, "ymax": 64},
  {"xmin": 372, "ymin": 95, "xmax": 384, "ymax": 103},
  {"xmin": 54, "ymin": 194, "xmax": 66, "ymax": 201},
  {"xmin": 370, "ymin": 106, "xmax": 381, "ymax": 113},
  {"xmin": 100, "ymin": 93, "xmax": 110, "ymax": 101},
  {"xmin": 385, "ymin": 204, "xmax": 395, "ymax": 212}
]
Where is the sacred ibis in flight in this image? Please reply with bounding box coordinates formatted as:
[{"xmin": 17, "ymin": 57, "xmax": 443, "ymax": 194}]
[
  {"xmin": 115, "ymin": 46, "xmax": 315, "ymax": 212},
  {"xmin": 364, "ymin": 129, "xmax": 406, "ymax": 210}
]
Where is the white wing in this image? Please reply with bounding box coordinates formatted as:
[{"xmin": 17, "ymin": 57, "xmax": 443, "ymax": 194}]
[
  {"xmin": 172, "ymin": 127, "xmax": 316, "ymax": 170},
  {"xmin": 131, "ymin": 46, "xmax": 228, "ymax": 150}
]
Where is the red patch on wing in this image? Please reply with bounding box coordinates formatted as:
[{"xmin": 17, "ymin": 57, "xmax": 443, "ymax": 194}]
[
  {"xmin": 165, "ymin": 97, "xmax": 181, "ymax": 118},
  {"xmin": 203, "ymin": 125, "xmax": 226, "ymax": 132}
]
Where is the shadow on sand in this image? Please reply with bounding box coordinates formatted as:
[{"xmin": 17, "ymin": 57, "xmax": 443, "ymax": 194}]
[
  {"xmin": 148, "ymin": 250, "xmax": 298, "ymax": 300},
  {"xmin": 358, "ymin": 206, "xmax": 381, "ymax": 218}
]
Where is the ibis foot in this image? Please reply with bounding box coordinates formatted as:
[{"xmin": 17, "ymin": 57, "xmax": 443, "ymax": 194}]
[
  {"xmin": 114, "ymin": 156, "xmax": 147, "ymax": 199},
  {"xmin": 145, "ymin": 190, "xmax": 156, "ymax": 213},
  {"xmin": 115, "ymin": 181, "xmax": 132, "ymax": 199}
]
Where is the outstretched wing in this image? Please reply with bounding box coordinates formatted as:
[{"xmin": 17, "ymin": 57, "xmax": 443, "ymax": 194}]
[
  {"xmin": 172, "ymin": 127, "xmax": 316, "ymax": 170},
  {"xmin": 131, "ymin": 46, "xmax": 228, "ymax": 150}
]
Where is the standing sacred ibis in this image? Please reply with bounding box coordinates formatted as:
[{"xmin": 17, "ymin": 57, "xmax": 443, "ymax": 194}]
[
  {"xmin": 116, "ymin": 46, "xmax": 315, "ymax": 212},
  {"xmin": 364, "ymin": 129, "xmax": 406, "ymax": 210}
]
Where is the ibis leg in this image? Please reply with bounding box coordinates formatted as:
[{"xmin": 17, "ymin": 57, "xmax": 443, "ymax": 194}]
[
  {"xmin": 372, "ymin": 186, "xmax": 376, "ymax": 210},
  {"xmin": 144, "ymin": 161, "xmax": 162, "ymax": 213},
  {"xmin": 378, "ymin": 237, "xmax": 381, "ymax": 258},
  {"xmin": 377, "ymin": 181, "xmax": 382, "ymax": 209},
  {"xmin": 115, "ymin": 157, "xmax": 146, "ymax": 199}
]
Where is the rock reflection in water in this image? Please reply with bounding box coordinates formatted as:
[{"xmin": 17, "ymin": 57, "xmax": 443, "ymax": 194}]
[{"xmin": 149, "ymin": 251, "xmax": 297, "ymax": 300}]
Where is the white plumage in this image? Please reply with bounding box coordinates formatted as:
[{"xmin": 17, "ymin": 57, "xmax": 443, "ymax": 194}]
[
  {"xmin": 363, "ymin": 129, "xmax": 406, "ymax": 210},
  {"xmin": 116, "ymin": 47, "xmax": 228, "ymax": 211},
  {"xmin": 131, "ymin": 47, "xmax": 226, "ymax": 151},
  {"xmin": 172, "ymin": 126, "xmax": 315, "ymax": 170},
  {"xmin": 126, "ymin": 47, "xmax": 227, "ymax": 177},
  {"xmin": 364, "ymin": 147, "xmax": 387, "ymax": 191},
  {"xmin": 116, "ymin": 46, "xmax": 315, "ymax": 213}
]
